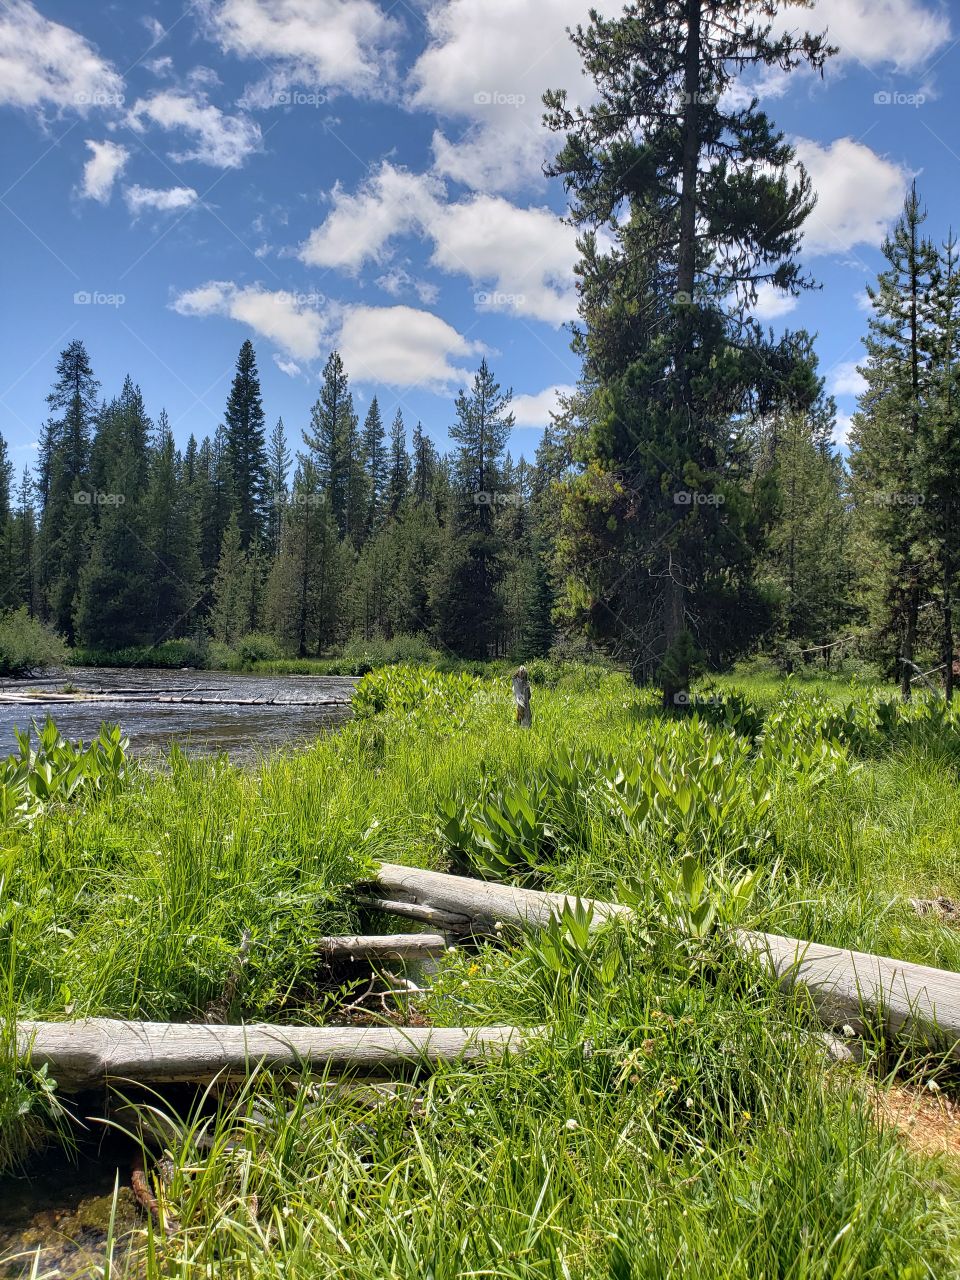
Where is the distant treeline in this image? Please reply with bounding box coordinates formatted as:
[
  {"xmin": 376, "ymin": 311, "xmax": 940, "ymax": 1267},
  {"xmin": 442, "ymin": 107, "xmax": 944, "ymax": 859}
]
[{"xmin": 0, "ymin": 339, "xmax": 559, "ymax": 662}]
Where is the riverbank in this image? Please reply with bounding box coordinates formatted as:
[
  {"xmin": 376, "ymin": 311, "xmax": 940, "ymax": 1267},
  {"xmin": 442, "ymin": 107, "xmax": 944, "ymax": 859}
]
[{"xmin": 3, "ymin": 664, "xmax": 960, "ymax": 1276}]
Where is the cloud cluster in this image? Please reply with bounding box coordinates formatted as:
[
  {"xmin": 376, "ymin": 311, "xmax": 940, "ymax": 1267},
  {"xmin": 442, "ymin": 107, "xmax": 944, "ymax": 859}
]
[
  {"xmin": 171, "ymin": 281, "xmax": 486, "ymax": 391},
  {"xmin": 0, "ymin": 0, "xmax": 123, "ymax": 114},
  {"xmin": 127, "ymin": 90, "xmax": 261, "ymax": 169},
  {"xmin": 79, "ymin": 139, "xmax": 129, "ymax": 203},
  {"xmin": 300, "ymin": 163, "xmax": 580, "ymax": 326},
  {"xmin": 124, "ymin": 185, "xmax": 200, "ymax": 215},
  {"xmin": 203, "ymin": 0, "xmax": 402, "ymax": 101},
  {"xmin": 795, "ymin": 138, "xmax": 911, "ymax": 257}
]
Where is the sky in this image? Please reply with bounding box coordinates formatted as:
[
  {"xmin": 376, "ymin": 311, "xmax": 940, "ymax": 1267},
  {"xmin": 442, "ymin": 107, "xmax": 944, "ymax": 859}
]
[{"xmin": 0, "ymin": 0, "xmax": 958, "ymax": 473}]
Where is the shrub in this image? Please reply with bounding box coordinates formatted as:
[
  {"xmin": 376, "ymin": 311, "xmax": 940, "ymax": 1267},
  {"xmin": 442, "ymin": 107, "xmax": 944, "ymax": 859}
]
[
  {"xmin": 0, "ymin": 608, "xmax": 67, "ymax": 676},
  {"xmin": 236, "ymin": 632, "xmax": 282, "ymax": 664}
]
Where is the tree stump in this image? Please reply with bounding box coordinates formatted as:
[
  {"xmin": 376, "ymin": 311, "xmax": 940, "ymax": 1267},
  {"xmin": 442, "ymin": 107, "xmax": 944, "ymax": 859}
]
[{"xmin": 513, "ymin": 666, "xmax": 532, "ymax": 728}]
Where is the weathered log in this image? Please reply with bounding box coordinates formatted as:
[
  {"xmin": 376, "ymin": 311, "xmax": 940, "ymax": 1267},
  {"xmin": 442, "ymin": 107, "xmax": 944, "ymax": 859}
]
[
  {"xmin": 370, "ymin": 863, "xmax": 632, "ymax": 932},
  {"xmin": 318, "ymin": 933, "xmax": 450, "ymax": 960},
  {"xmin": 738, "ymin": 930, "xmax": 960, "ymax": 1056},
  {"xmin": 371, "ymin": 863, "xmax": 960, "ymax": 1056},
  {"xmin": 14, "ymin": 1020, "xmax": 532, "ymax": 1093},
  {"xmin": 355, "ymin": 894, "xmax": 474, "ymax": 930}
]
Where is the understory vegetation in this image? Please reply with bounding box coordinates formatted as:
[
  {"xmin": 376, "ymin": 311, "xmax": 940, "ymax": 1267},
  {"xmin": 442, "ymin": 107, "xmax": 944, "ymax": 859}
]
[{"xmin": 1, "ymin": 664, "xmax": 960, "ymax": 1275}]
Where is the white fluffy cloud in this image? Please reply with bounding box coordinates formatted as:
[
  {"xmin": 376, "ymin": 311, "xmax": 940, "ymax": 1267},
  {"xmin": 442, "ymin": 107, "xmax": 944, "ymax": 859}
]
[
  {"xmin": 172, "ymin": 281, "xmax": 329, "ymax": 361},
  {"xmin": 128, "ymin": 90, "xmax": 261, "ymax": 168},
  {"xmin": 79, "ymin": 139, "xmax": 129, "ymax": 203},
  {"xmin": 407, "ymin": 0, "xmax": 622, "ymax": 193},
  {"xmin": 172, "ymin": 281, "xmax": 483, "ymax": 389},
  {"xmin": 273, "ymin": 354, "xmax": 303, "ymax": 377},
  {"xmin": 512, "ymin": 384, "xmax": 576, "ymax": 427},
  {"xmin": 301, "ymin": 167, "xmax": 442, "ymax": 272},
  {"xmin": 300, "ymin": 163, "xmax": 579, "ymax": 326},
  {"xmin": 749, "ymin": 283, "xmax": 799, "ymax": 321},
  {"xmin": 795, "ymin": 137, "xmax": 910, "ymax": 256},
  {"xmin": 124, "ymin": 184, "xmax": 199, "ymax": 215},
  {"xmin": 338, "ymin": 305, "xmax": 484, "ymax": 390},
  {"xmin": 0, "ymin": 0, "xmax": 123, "ymax": 114},
  {"xmin": 791, "ymin": 0, "xmax": 951, "ymax": 74},
  {"xmin": 830, "ymin": 360, "xmax": 868, "ymax": 397},
  {"xmin": 204, "ymin": 0, "xmax": 402, "ymax": 100}
]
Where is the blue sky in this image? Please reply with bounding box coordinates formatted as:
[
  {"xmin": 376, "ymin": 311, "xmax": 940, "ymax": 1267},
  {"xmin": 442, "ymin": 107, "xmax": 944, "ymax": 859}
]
[{"xmin": 1, "ymin": 0, "xmax": 957, "ymax": 472}]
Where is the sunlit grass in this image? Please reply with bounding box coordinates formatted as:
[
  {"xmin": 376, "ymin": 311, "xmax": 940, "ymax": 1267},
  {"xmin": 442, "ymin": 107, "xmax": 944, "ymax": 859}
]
[{"xmin": 3, "ymin": 661, "xmax": 960, "ymax": 1274}]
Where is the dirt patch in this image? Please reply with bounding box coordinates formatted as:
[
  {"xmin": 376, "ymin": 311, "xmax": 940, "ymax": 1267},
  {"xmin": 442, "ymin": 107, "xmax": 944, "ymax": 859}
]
[{"xmin": 874, "ymin": 1082, "xmax": 960, "ymax": 1162}]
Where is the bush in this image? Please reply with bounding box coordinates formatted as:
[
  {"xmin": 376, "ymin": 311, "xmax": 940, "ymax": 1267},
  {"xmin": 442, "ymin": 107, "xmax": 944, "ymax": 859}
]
[
  {"xmin": 0, "ymin": 609, "xmax": 67, "ymax": 676},
  {"xmin": 236, "ymin": 632, "xmax": 282, "ymax": 664}
]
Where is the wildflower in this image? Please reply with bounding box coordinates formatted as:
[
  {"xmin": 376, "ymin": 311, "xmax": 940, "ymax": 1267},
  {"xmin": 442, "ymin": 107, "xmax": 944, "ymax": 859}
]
[
  {"xmin": 841, "ymin": 1024, "xmax": 855, "ymax": 1039},
  {"xmin": 468, "ymin": 963, "xmax": 480, "ymax": 975},
  {"xmin": 447, "ymin": 946, "xmax": 458, "ymax": 954},
  {"xmin": 565, "ymin": 1119, "xmax": 579, "ymax": 1131},
  {"xmin": 926, "ymin": 1079, "xmax": 942, "ymax": 1093}
]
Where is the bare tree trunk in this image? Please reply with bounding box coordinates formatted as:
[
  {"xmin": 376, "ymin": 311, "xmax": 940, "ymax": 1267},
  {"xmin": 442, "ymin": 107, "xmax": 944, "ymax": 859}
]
[{"xmin": 512, "ymin": 666, "xmax": 532, "ymax": 727}]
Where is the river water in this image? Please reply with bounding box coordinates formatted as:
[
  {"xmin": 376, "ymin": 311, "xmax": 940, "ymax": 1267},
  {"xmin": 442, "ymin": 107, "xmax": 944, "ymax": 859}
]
[{"xmin": 0, "ymin": 667, "xmax": 356, "ymax": 759}]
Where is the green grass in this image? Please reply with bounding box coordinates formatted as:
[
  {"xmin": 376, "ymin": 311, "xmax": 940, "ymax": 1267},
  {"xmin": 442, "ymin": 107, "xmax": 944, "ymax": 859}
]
[{"xmin": 3, "ymin": 663, "xmax": 960, "ymax": 1275}]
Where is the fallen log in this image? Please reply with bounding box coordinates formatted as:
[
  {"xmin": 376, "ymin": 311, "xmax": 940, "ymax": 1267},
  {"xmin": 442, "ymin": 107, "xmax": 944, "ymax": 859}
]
[
  {"xmin": 369, "ymin": 863, "xmax": 632, "ymax": 932},
  {"xmin": 318, "ymin": 933, "xmax": 450, "ymax": 960},
  {"xmin": 14, "ymin": 1020, "xmax": 532, "ymax": 1093},
  {"xmin": 739, "ymin": 930, "xmax": 960, "ymax": 1057},
  {"xmin": 355, "ymin": 895, "xmax": 474, "ymax": 930},
  {"xmin": 370, "ymin": 862, "xmax": 960, "ymax": 1057}
]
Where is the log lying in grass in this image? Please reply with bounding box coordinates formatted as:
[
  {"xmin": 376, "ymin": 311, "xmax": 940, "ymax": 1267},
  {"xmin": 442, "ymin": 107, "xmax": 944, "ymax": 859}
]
[
  {"xmin": 14, "ymin": 1019, "xmax": 532, "ymax": 1093},
  {"xmin": 738, "ymin": 930, "xmax": 960, "ymax": 1058},
  {"xmin": 318, "ymin": 933, "xmax": 450, "ymax": 960},
  {"xmin": 370, "ymin": 862, "xmax": 960, "ymax": 1057},
  {"xmin": 369, "ymin": 863, "xmax": 633, "ymax": 932}
]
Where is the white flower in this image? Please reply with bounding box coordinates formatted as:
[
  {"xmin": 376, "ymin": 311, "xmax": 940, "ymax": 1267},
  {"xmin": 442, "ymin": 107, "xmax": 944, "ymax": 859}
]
[{"xmin": 565, "ymin": 1118, "xmax": 578, "ymax": 1131}]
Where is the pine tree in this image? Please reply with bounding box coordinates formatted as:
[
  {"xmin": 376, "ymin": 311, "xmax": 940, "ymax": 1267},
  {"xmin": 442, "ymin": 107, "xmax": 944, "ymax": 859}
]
[
  {"xmin": 209, "ymin": 515, "xmax": 249, "ymax": 646},
  {"xmin": 303, "ymin": 351, "xmax": 356, "ymax": 538},
  {"xmin": 361, "ymin": 397, "xmax": 388, "ymax": 536},
  {"xmin": 849, "ymin": 184, "xmax": 939, "ymax": 695},
  {"xmin": 763, "ymin": 412, "xmax": 852, "ymax": 667},
  {"xmin": 144, "ymin": 410, "xmax": 201, "ymax": 642},
  {"xmin": 411, "ymin": 422, "xmax": 437, "ymax": 505},
  {"xmin": 449, "ymin": 359, "xmax": 514, "ymax": 506},
  {"xmin": 432, "ymin": 361, "xmax": 515, "ymax": 657},
  {"xmin": 543, "ymin": 0, "xmax": 833, "ymax": 701},
  {"xmin": 266, "ymin": 459, "xmax": 345, "ymax": 655},
  {"xmin": 13, "ymin": 467, "xmax": 37, "ymax": 614},
  {"xmin": 265, "ymin": 417, "xmax": 291, "ymax": 559},
  {"xmin": 39, "ymin": 340, "xmax": 99, "ymax": 641},
  {"xmin": 0, "ymin": 433, "xmax": 15, "ymax": 612},
  {"xmin": 386, "ymin": 408, "xmax": 410, "ymax": 518},
  {"xmin": 224, "ymin": 340, "xmax": 269, "ymax": 549}
]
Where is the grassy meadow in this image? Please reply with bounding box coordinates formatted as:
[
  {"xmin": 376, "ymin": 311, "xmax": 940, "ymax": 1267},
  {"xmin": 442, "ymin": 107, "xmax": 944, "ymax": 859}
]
[{"xmin": 2, "ymin": 660, "xmax": 960, "ymax": 1276}]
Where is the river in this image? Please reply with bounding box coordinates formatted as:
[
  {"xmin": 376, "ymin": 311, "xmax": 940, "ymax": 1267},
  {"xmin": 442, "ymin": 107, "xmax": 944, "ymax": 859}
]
[{"xmin": 0, "ymin": 666, "xmax": 357, "ymax": 759}]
